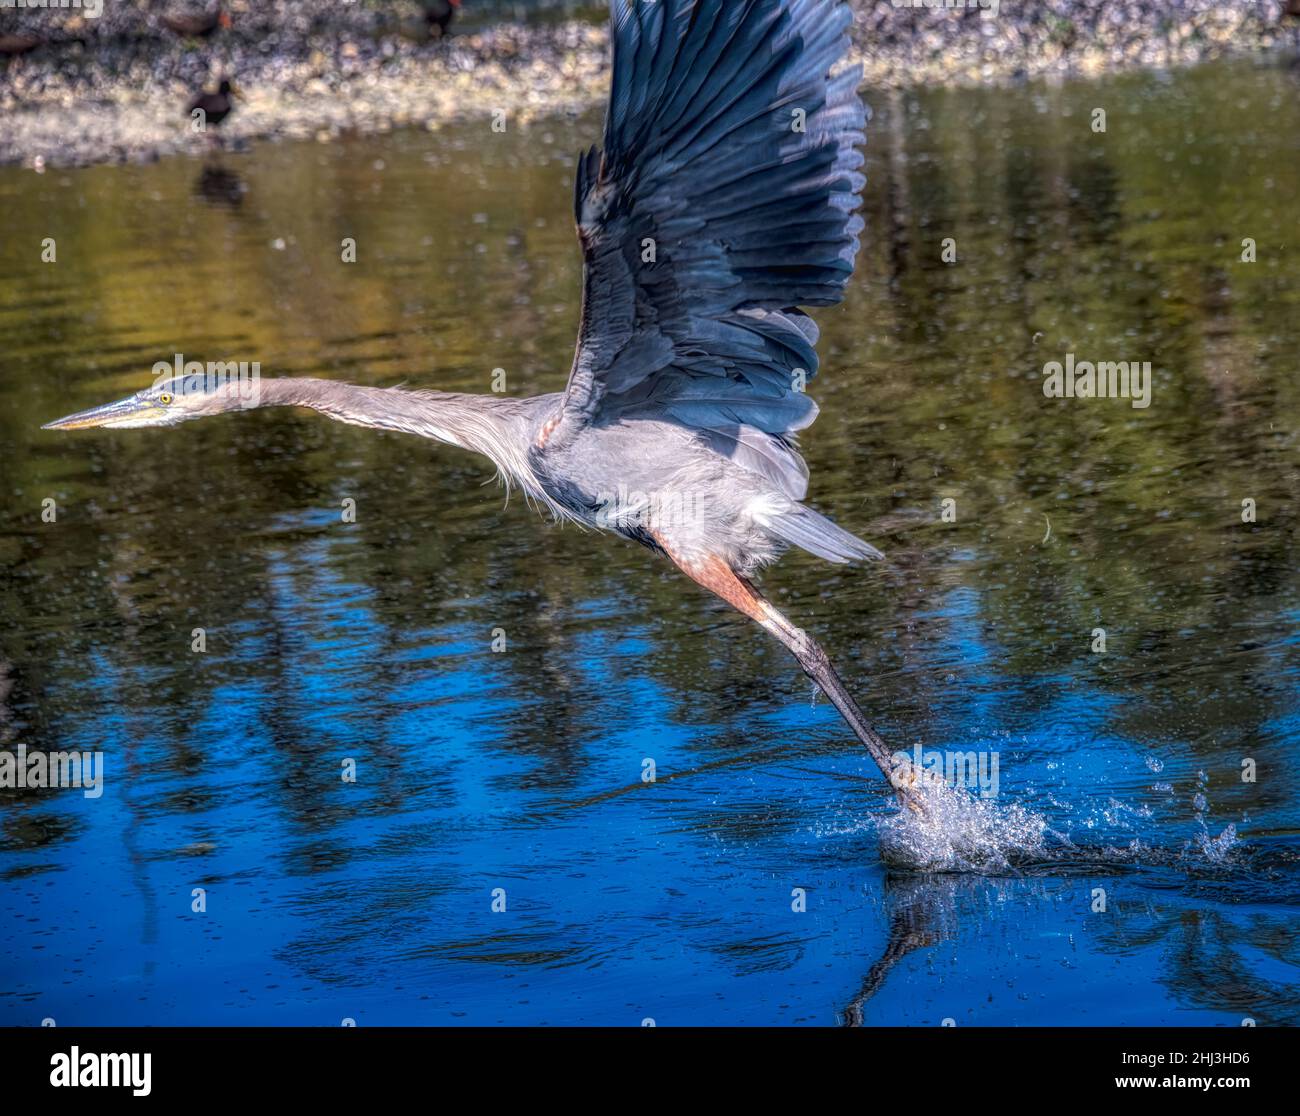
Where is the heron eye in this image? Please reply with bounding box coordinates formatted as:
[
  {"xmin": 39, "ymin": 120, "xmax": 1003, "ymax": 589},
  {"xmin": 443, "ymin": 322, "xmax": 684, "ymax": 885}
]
[{"xmin": 158, "ymin": 393, "xmax": 173, "ymax": 405}]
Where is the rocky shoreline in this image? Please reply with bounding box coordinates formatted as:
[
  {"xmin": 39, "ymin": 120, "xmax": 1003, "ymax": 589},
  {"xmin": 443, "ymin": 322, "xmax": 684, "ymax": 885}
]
[{"xmin": 0, "ymin": 1, "xmax": 1295, "ymax": 168}]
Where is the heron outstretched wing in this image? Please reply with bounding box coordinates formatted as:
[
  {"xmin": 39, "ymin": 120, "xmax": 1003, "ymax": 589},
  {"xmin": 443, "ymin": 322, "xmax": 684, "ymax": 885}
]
[{"xmin": 556, "ymin": 0, "xmax": 866, "ymax": 500}]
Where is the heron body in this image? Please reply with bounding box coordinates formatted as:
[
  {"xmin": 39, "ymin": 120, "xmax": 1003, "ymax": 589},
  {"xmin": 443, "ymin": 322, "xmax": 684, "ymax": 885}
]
[{"xmin": 46, "ymin": 0, "xmax": 926, "ymax": 811}]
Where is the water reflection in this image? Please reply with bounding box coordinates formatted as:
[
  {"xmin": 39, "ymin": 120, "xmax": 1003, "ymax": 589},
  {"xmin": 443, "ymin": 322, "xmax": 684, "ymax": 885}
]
[
  {"xmin": 843, "ymin": 851, "xmax": 1300, "ymax": 1026},
  {"xmin": 0, "ymin": 58, "xmax": 1296, "ymax": 1024},
  {"xmin": 841, "ymin": 876, "xmax": 948, "ymax": 1027},
  {"xmin": 194, "ymin": 163, "xmax": 246, "ymax": 209}
]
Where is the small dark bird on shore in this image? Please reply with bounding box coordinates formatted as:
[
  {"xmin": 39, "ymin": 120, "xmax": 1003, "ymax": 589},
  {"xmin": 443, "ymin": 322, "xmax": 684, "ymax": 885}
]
[
  {"xmin": 162, "ymin": 3, "xmax": 231, "ymax": 40},
  {"xmin": 188, "ymin": 79, "xmax": 236, "ymax": 136},
  {"xmin": 0, "ymin": 32, "xmax": 44, "ymax": 57},
  {"xmin": 420, "ymin": 0, "xmax": 461, "ymax": 38}
]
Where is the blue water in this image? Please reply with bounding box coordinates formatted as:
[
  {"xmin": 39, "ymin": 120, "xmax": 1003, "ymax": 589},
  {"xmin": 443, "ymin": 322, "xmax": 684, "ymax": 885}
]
[
  {"xmin": 2, "ymin": 59, "xmax": 1299, "ymax": 1025},
  {"xmin": 3, "ymin": 560, "xmax": 1296, "ymax": 1024}
]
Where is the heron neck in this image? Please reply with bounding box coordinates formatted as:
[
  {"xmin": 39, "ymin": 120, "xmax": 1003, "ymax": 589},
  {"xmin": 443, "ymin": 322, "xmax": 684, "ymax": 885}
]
[{"xmin": 251, "ymin": 377, "xmax": 548, "ymax": 504}]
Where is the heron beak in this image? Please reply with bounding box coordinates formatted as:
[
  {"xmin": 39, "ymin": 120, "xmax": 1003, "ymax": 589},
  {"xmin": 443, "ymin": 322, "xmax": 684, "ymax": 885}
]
[{"xmin": 42, "ymin": 395, "xmax": 158, "ymax": 430}]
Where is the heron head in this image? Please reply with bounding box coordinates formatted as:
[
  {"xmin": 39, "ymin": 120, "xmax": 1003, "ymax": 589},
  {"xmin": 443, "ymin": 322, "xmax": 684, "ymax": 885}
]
[{"xmin": 42, "ymin": 376, "xmax": 256, "ymax": 431}]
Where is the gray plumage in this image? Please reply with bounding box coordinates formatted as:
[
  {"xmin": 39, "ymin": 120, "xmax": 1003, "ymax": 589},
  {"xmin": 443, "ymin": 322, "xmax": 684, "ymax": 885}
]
[{"xmin": 45, "ymin": 0, "xmax": 930, "ymax": 812}]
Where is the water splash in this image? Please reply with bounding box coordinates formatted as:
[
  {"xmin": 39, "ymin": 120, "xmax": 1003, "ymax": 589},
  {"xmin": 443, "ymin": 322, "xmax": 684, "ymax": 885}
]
[
  {"xmin": 1193, "ymin": 822, "xmax": 1241, "ymax": 864},
  {"xmin": 1187, "ymin": 768, "xmax": 1243, "ymax": 866},
  {"xmin": 876, "ymin": 774, "xmax": 1051, "ymax": 874},
  {"xmin": 872, "ymin": 768, "xmax": 1248, "ymax": 875}
]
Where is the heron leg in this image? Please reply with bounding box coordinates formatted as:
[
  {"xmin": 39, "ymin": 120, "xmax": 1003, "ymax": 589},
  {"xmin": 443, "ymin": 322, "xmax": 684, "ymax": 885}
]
[{"xmin": 654, "ymin": 544, "xmax": 923, "ymax": 812}]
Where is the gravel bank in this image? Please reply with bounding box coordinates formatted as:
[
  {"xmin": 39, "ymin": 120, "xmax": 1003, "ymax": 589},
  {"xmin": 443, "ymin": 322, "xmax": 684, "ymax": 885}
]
[{"xmin": 0, "ymin": 1, "xmax": 1295, "ymax": 168}]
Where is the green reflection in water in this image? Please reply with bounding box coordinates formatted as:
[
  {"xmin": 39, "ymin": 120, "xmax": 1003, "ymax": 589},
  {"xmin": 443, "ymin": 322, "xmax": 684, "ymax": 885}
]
[{"xmin": 0, "ymin": 57, "xmax": 1297, "ymax": 838}]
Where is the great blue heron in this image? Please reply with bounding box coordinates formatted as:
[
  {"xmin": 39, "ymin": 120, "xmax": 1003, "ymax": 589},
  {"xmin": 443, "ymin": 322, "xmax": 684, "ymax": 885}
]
[{"xmin": 46, "ymin": 0, "xmax": 925, "ymax": 811}]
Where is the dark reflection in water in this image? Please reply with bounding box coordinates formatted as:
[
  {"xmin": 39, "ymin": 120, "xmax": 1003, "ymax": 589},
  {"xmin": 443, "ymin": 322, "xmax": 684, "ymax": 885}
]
[
  {"xmin": 844, "ymin": 848, "xmax": 1300, "ymax": 1027},
  {"xmin": 841, "ymin": 876, "xmax": 947, "ymax": 1027},
  {"xmin": 0, "ymin": 59, "xmax": 1297, "ymax": 1024},
  {"xmin": 193, "ymin": 163, "xmax": 246, "ymax": 210}
]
